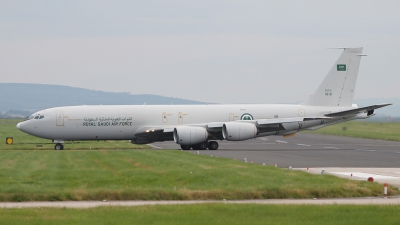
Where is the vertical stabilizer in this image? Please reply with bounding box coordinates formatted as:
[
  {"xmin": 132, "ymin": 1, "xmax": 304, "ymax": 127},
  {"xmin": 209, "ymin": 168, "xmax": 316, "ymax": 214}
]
[{"xmin": 301, "ymin": 47, "xmax": 363, "ymax": 107}]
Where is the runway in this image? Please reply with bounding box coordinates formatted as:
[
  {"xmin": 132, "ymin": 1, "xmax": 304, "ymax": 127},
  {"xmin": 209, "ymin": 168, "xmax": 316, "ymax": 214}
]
[{"xmin": 152, "ymin": 133, "xmax": 400, "ymax": 168}]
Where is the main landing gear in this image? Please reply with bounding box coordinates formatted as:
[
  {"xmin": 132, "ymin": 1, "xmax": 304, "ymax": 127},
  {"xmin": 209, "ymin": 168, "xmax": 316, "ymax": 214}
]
[
  {"xmin": 180, "ymin": 141, "xmax": 219, "ymax": 151},
  {"xmin": 54, "ymin": 143, "xmax": 64, "ymax": 150}
]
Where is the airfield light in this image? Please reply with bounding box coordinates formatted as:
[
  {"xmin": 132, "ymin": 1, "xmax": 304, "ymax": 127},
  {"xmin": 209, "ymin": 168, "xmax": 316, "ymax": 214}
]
[{"xmin": 6, "ymin": 137, "xmax": 13, "ymax": 145}]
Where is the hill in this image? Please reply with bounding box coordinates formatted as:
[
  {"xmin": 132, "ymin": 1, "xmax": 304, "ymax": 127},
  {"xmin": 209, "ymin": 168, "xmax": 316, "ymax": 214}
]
[
  {"xmin": 0, "ymin": 83, "xmax": 205, "ymax": 117},
  {"xmin": 1, "ymin": 83, "xmax": 398, "ymax": 120}
]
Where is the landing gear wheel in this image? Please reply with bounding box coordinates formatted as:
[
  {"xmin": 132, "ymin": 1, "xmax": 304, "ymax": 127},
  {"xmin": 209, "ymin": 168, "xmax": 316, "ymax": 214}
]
[
  {"xmin": 208, "ymin": 141, "xmax": 219, "ymax": 150},
  {"xmin": 198, "ymin": 142, "xmax": 208, "ymax": 150},
  {"xmin": 180, "ymin": 145, "xmax": 191, "ymax": 150},
  {"xmin": 54, "ymin": 143, "xmax": 64, "ymax": 150},
  {"xmin": 193, "ymin": 142, "xmax": 208, "ymax": 150}
]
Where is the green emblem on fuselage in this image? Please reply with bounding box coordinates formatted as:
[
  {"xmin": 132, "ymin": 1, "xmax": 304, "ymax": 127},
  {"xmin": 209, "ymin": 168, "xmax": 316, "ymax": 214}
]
[
  {"xmin": 240, "ymin": 113, "xmax": 254, "ymax": 120},
  {"xmin": 337, "ymin": 64, "xmax": 346, "ymax": 71}
]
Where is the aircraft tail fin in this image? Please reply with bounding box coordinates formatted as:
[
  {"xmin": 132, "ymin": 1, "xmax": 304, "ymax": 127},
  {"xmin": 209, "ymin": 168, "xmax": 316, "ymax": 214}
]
[{"xmin": 301, "ymin": 47, "xmax": 364, "ymax": 107}]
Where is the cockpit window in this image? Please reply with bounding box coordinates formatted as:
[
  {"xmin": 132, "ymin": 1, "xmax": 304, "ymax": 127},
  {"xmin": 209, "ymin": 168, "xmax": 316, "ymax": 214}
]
[{"xmin": 25, "ymin": 113, "xmax": 44, "ymax": 121}]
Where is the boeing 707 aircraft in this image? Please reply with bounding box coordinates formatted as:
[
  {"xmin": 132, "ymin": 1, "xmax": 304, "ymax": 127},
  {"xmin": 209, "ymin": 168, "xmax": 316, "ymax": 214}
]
[{"xmin": 17, "ymin": 47, "xmax": 391, "ymax": 150}]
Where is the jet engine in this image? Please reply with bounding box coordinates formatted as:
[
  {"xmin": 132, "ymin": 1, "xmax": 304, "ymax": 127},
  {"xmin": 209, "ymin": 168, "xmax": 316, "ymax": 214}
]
[
  {"xmin": 222, "ymin": 122, "xmax": 257, "ymax": 141},
  {"xmin": 173, "ymin": 126, "xmax": 208, "ymax": 145}
]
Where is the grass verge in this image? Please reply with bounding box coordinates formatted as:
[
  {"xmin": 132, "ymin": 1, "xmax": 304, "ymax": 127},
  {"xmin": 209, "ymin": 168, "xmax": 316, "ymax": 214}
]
[
  {"xmin": 1, "ymin": 204, "xmax": 400, "ymax": 225},
  {"xmin": 0, "ymin": 149, "xmax": 398, "ymax": 201},
  {"xmin": 0, "ymin": 119, "xmax": 147, "ymax": 150},
  {"xmin": 305, "ymin": 121, "xmax": 400, "ymax": 142}
]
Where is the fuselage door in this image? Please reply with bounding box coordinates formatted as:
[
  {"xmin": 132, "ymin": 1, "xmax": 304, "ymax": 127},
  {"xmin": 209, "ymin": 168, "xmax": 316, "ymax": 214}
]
[
  {"xmin": 56, "ymin": 110, "xmax": 64, "ymax": 126},
  {"xmin": 298, "ymin": 109, "xmax": 305, "ymax": 117},
  {"xmin": 178, "ymin": 112, "xmax": 184, "ymax": 123},
  {"xmin": 162, "ymin": 112, "xmax": 168, "ymax": 123},
  {"xmin": 297, "ymin": 109, "xmax": 305, "ymax": 127}
]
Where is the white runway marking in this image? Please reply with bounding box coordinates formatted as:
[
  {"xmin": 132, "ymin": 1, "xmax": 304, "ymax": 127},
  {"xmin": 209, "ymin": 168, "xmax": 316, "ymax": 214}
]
[
  {"xmin": 297, "ymin": 144, "xmax": 311, "ymax": 147},
  {"xmin": 258, "ymin": 137, "xmax": 268, "ymax": 140},
  {"xmin": 148, "ymin": 144, "xmax": 164, "ymax": 149},
  {"xmin": 276, "ymin": 140, "xmax": 288, "ymax": 143},
  {"xmin": 355, "ymin": 149, "xmax": 376, "ymax": 152},
  {"xmin": 323, "ymin": 147, "xmax": 340, "ymax": 149},
  {"xmin": 330, "ymin": 172, "xmax": 400, "ymax": 180}
]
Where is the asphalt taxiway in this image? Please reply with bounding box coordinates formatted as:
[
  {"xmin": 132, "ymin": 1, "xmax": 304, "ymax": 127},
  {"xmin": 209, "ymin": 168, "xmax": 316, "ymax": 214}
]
[
  {"xmin": 152, "ymin": 133, "xmax": 400, "ymax": 187},
  {"xmin": 152, "ymin": 133, "xmax": 400, "ymax": 168}
]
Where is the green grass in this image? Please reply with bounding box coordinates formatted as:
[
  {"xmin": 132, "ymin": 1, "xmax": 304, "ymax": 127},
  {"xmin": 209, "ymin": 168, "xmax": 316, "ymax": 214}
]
[
  {"xmin": 0, "ymin": 119, "xmax": 399, "ymax": 201},
  {"xmin": 0, "ymin": 119, "xmax": 147, "ymax": 150},
  {"xmin": 1, "ymin": 204, "xmax": 400, "ymax": 225},
  {"xmin": 305, "ymin": 121, "xmax": 400, "ymax": 142},
  {"xmin": 0, "ymin": 149, "xmax": 398, "ymax": 201}
]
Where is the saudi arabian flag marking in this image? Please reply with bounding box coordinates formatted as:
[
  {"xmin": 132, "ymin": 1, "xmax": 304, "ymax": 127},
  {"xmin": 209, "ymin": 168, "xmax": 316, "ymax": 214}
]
[
  {"xmin": 240, "ymin": 113, "xmax": 254, "ymax": 120},
  {"xmin": 337, "ymin": 64, "xmax": 346, "ymax": 71}
]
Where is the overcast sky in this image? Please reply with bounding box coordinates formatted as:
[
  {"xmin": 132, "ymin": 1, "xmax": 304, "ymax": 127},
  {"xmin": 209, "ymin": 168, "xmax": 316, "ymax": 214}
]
[{"xmin": 1, "ymin": 1, "xmax": 399, "ymax": 104}]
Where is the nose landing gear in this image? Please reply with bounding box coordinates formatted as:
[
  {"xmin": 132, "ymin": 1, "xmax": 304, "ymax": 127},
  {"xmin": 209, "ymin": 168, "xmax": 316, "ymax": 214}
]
[{"xmin": 54, "ymin": 143, "xmax": 64, "ymax": 150}]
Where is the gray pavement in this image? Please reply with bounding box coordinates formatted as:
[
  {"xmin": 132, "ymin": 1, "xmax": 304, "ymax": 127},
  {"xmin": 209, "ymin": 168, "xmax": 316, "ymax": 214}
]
[
  {"xmin": 1, "ymin": 198, "xmax": 400, "ymax": 208},
  {"xmin": 297, "ymin": 167, "xmax": 400, "ymax": 188},
  {"xmin": 153, "ymin": 133, "xmax": 400, "ymax": 168}
]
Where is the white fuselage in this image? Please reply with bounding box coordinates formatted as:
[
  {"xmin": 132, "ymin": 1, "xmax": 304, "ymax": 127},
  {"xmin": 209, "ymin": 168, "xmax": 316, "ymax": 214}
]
[{"xmin": 17, "ymin": 104, "xmax": 354, "ymax": 141}]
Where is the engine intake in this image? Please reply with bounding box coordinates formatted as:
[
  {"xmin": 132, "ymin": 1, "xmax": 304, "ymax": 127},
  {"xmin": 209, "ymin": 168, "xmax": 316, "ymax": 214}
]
[
  {"xmin": 173, "ymin": 126, "xmax": 208, "ymax": 145},
  {"xmin": 222, "ymin": 122, "xmax": 257, "ymax": 141}
]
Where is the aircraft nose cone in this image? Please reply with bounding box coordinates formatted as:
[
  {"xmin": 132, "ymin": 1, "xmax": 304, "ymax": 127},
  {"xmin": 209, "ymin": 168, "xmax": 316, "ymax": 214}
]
[{"xmin": 17, "ymin": 122, "xmax": 21, "ymax": 130}]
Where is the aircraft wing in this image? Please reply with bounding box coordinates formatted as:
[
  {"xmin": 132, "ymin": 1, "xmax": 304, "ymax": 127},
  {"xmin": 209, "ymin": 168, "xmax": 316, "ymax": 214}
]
[
  {"xmin": 133, "ymin": 116, "xmax": 330, "ymax": 142},
  {"xmin": 245, "ymin": 116, "xmax": 330, "ymax": 133},
  {"xmin": 135, "ymin": 116, "xmax": 329, "ymax": 133},
  {"xmin": 134, "ymin": 126, "xmax": 174, "ymax": 136},
  {"xmin": 324, "ymin": 103, "xmax": 392, "ymax": 117}
]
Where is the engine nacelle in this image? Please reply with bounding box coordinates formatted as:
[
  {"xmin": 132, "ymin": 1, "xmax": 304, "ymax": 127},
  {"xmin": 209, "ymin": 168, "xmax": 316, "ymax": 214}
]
[
  {"xmin": 222, "ymin": 122, "xmax": 257, "ymax": 141},
  {"xmin": 173, "ymin": 126, "xmax": 208, "ymax": 145}
]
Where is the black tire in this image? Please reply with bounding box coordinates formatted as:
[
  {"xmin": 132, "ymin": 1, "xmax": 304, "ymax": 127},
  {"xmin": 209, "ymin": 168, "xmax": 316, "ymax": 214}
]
[
  {"xmin": 208, "ymin": 141, "xmax": 219, "ymax": 150},
  {"xmin": 55, "ymin": 143, "xmax": 64, "ymax": 150},
  {"xmin": 181, "ymin": 145, "xmax": 191, "ymax": 150},
  {"xmin": 198, "ymin": 142, "xmax": 208, "ymax": 150}
]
